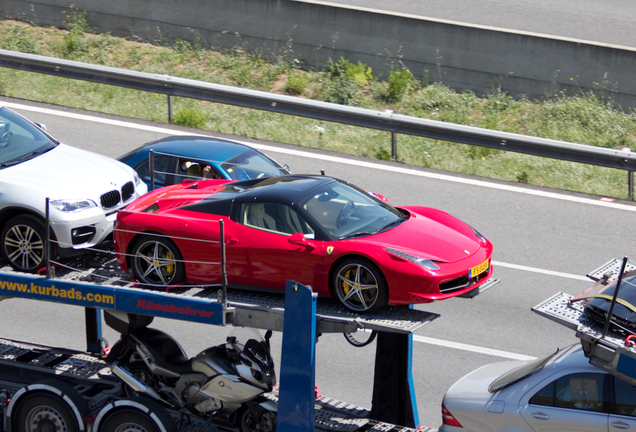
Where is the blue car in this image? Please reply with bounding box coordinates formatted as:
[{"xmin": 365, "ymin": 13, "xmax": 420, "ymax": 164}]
[{"xmin": 118, "ymin": 136, "xmax": 291, "ymax": 189}]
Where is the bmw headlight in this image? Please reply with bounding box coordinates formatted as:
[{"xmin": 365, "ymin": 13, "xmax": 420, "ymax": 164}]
[
  {"xmin": 385, "ymin": 248, "xmax": 440, "ymax": 271},
  {"xmin": 49, "ymin": 199, "xmax": 97, "ymax": 212},
  {"xmin": 134, "ymin": 171, "xmax": 142, "ymax": 186}
]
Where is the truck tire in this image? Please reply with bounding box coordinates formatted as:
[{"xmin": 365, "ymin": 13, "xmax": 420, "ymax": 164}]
[
  {"xmin": 13, "ymin": 392, "xmax": 80, "ymax": 432},
  {"xmin": 95, "ymin": 397, "xmax": 176, "ymax": 432}
]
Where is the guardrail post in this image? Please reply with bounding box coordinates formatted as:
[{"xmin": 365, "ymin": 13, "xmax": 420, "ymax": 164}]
[
  {"xmin": 168, "ymin": 95, "xmax": 173, "ymax": 123},
  {"xmin": 629, "ymin": 171, "xmax": 634, "ymax": 201},
  {"xmin": 391, "ymin": 132, "xmax": 398, "ymax": 162}
]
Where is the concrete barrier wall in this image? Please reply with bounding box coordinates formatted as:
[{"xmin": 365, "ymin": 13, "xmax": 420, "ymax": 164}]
[{"xmin": 3, "ymin": 0, "xmax": 636, "ymax": 108}]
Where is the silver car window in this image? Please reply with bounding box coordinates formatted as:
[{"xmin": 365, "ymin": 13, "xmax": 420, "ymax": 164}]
[{"xmin": 530, "ymin": 372, "xmax": 605, "ymax": 412}]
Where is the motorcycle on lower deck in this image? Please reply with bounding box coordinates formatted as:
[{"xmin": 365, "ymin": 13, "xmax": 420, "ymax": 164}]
[{"xmin": 103, "ymin": 310, "xmax": 277, "ymax": 432}]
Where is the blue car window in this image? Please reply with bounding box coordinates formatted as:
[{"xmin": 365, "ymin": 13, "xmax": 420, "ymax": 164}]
[{"xmin": 135, "ymin": 155, "xmax": 173, "ymax": 186}]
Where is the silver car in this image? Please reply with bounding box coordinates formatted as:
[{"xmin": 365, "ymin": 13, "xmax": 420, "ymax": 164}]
[
  {"xmin": 0, "ymin": 106, "xmax": 147, "ymax": 272},
  {"xmin": 441, "ymin": 343, "xmax": 636, "ymax": 432}
]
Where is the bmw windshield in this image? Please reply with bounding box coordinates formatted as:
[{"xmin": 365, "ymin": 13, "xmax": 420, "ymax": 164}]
[
  {"xmin": 0, "ymin": 107, "xmax": 57, "ymax": 167},
  {"xmin": 301, "ymin": 181, "xmax": 406, "ymax": 239}
]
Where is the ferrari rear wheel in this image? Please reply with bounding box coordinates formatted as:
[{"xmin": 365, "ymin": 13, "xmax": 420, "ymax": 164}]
[
  {"xmin": 332, "ymin": 257, "xmax": 388, "ymax": 313},
  {"xmin": 130, "ymin": 235, "xmax": 185, "ymax": 288}
]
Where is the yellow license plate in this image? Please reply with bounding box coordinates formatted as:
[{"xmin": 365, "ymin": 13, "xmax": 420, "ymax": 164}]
[{"xmin": 469, "ymin": 259, "xmax": 489, "ymax": 278}]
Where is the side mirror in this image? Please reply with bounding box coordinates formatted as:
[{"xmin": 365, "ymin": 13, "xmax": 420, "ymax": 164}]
[
  {"xmin": 288, "ymin": 232, "xmax": 314, "ymax": 249},
  {"xmin": 369, "ymin": 191, "xmax": 388, "ymax": 202}
]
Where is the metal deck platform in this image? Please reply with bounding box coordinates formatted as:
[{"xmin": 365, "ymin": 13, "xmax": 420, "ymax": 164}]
[
  {"xmin": 532, "ymin": 258, "xmax": 636, "ymax": 387},
  {"xmin": 0, "ymin": 249, "xmax": 440, "ymax": 335}
]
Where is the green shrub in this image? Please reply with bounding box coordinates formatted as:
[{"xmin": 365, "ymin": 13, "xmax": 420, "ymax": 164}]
[
  {"xmin": 321, "ymin": 75, "xmax": 363, "ymax": 105},
  {"xmin": 386, "ymin": 68, "xmax": 414, "ymax": 102},
  {"xmin": 283, "ymin": 70, "xmax": 309, "ymax": 95},
  {"xmin": 172, "ymin": 109, "xmax": 207, "ymax": 128},
  {"xmin": 326, "ymin": 57, "xmax": 373, "ymax": 84},
  {"xmin": 0, "ymin": 24, "xmax": 39, "ymax": 54}
]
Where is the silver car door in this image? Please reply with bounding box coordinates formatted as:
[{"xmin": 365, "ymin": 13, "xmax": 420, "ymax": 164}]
[{"xmin": 519, "ymin": 372, "xmax": 608, "ymax": 432}]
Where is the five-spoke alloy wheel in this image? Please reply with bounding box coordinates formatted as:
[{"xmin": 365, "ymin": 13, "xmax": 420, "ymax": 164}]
[
  {"xmin": 130, "ymin": 235, "xmax": 185, "ymax": 287},
  {"xmin": 332, "ymin": 257, "xmax": 388, "ymax": 313}
]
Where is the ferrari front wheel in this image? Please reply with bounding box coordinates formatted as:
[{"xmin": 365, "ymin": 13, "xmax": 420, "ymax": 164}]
[
  {"xmin": 332, "ymin": 257, "xmax": 388, "ymax": 313},
  {"xmin": 130, "ymin": 235, "xmax": 185, "ymax": 288}
]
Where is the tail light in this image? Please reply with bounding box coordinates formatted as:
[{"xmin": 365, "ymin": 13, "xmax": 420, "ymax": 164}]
[{"xmin": 442, "ymin": 403, "xmax": 462, "ymax": 428}]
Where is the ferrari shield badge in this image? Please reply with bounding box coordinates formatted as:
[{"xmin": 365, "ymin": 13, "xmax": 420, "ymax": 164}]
[{"xmin": 327, "ymin": 246, "xmax": 334, "ymax": 255}]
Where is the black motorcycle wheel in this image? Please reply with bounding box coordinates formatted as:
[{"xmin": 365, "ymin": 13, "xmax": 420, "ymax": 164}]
[
  {"xmin": 122, "ymin": 361, "xmax": 159, "ymax": 398},
  {"xmin": 237, "ymin": 406, "xmax": 277, "ymax": 432}
]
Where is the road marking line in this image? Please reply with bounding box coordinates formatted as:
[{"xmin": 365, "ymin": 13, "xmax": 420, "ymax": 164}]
[
  {"xmin": 492, "ymin": 260, "xmax": 589, "ymax": 281},
  {"xmin": 7, "ymin": 100, "xmax": 636, "ymax": 213},
  {"xmin": 413, "ymin": 335, "xmax": 537, "ymax": 361}
]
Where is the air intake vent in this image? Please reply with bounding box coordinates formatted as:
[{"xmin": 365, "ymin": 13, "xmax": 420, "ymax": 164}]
[
  {"xmin": 121, "ymin": 181, "xmax": 134, "ymax": 202},
  {"xmin": 101, "ymin": 190, "xmax": 121, "ymax": 209}
]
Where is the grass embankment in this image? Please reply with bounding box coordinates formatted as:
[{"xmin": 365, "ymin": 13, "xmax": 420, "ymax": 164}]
[{"xmin": 0, "ymin": 14, "xmax": 635, "ymax": 199}]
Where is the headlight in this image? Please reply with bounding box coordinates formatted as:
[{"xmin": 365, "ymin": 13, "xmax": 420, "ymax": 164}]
[
  {"xmin": 49, "ymin": 199, "xmax": 97, "ymax": 212},
  {"xmin": 134, "ymin": 171, "xmax": 142, "ymax": 186},
  {"xmin": 385, "ymin": 248, "xmax": 440, "ymax": 271}
]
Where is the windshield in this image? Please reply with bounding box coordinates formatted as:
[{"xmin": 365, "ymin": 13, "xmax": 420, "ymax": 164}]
[
  {"xmin": 489, "ymin": 349, "xmax": 560, "ymax": 393},
  {"xmin": 0, "ymin": 107, "xmax": 57, "ymax": 167},
  {"xmin": 301, "ymin": 181, "xmax": 405, "ymax": 239},
  {"xmin": 221, "ymin": 149, "xmax": 289, "ymax": 180}
]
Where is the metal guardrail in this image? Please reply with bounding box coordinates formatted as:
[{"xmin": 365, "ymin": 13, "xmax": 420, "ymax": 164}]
[{"xmin": 1, "ymin": 49, "xmax": 636, "ymax": 198}]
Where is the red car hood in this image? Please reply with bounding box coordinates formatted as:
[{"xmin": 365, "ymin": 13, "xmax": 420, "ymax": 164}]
[{"xmin": 371, "ymin": 206, "xmax": 487, "ymax": 263}]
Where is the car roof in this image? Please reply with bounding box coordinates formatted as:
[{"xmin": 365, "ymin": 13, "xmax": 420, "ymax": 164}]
[
  {"xmin": 135, "ymin": 136, "xmax": 254, "ymax": 161},
  {"xmin": 211, "ymin": 175, "xmax": 336, "ymax": 204}
]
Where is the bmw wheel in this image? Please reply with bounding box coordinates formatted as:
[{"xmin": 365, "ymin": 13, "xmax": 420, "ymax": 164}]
[
  {"xmin": 130, "ymin": 235, "xmax": 185, "ymax": 288},
  {"xmin": 1, "ymin": 215, "xmax": 52, "ymax": 273},
  {"xmin": 332, "ymin": 257, "xmax": 388, "ymax": 313}
]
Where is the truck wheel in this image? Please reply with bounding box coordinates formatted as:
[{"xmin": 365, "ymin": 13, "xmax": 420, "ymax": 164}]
[
  {"xmin": 95, "ymin": 398, "xmax": 176, "ymax": 432},
  {"xmin": 130, "ymin": 235, "xmax": 185, "ymax": 288},
  {"xmin": 1, "ymin": 215, "xmax": 53, "ymax": 273},
  {"xmin": 100, "ymin": 409, "xmax": 161, "ymax": 432},
  {"xmin": 13, "ymin": 392, "xmax": 79, "ymax": 432}
]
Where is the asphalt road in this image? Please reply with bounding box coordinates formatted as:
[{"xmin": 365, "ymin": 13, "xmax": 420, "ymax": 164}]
[
  {"xmin": 1, "ymin": 99, "xmax": 635, "ymax": 428},
  {"xmin": 327, "ymin": 0, "xmax": 636, "ymax": 48}
]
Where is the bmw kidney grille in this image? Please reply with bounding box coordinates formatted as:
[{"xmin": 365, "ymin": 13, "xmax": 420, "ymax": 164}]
[{"xmin": 100, "ymin": 181, "xmax": 135, "ymax": 209}]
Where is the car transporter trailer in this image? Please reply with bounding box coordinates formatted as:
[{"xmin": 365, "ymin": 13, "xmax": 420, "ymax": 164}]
[{"xmin": 0, "ymin": 232, "xmax": 503, "ymax": 432}]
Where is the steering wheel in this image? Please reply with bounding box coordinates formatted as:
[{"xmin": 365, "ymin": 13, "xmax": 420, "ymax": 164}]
[
  {"xmin": 0, "ymin": 131, "xmax": 13, "ymax": 148},
  {"xmin": 336, "ymin": 201, "xmax": 356, "ymax": 228}
]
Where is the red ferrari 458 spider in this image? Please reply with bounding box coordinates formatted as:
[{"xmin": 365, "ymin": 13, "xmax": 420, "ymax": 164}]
[{"xmin": 114, "ymin": 175, "xmax": 494, "ymax": 313}]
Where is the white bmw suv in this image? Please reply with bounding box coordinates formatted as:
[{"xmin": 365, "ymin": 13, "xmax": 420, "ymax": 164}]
[{"xmin": 0, "ymin": 106, "xmax": 148, "ymax": 272}]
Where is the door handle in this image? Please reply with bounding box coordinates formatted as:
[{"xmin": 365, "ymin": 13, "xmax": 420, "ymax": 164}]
[
  {"xmin": 531, "ymin": 412, "xmax": 550, "ymax": 420},
  {"xmin": 611, "ymin": 420, "xmax": 630, "ymax": 430}
]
